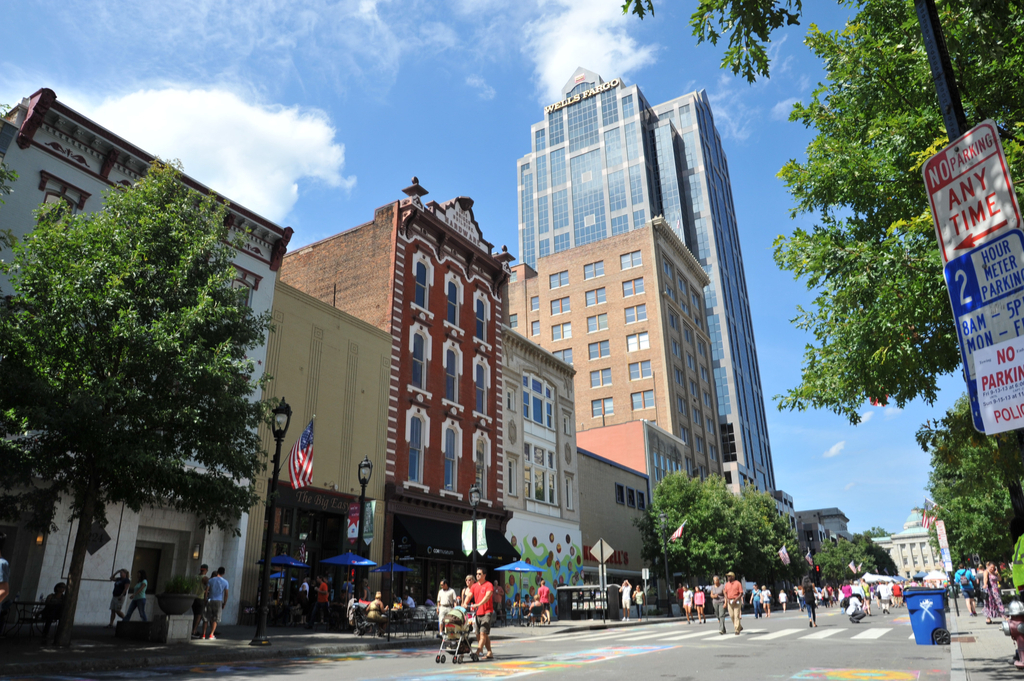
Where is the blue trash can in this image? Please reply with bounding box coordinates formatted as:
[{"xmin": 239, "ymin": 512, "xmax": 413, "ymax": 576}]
[{"xmin": 905, "ymin": 587, "xmax": 950, "ymax": 645}]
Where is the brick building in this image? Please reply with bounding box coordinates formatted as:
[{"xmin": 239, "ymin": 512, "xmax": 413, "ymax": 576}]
[
  {"xmin": 279, "ymin": 179, "xmax": 518, "ymax": 602},
  {"xmin": 505, "ymin": 216, "xmax": 725, "ymax": 483}
]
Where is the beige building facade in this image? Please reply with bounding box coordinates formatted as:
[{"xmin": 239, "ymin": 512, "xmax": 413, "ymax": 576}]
[
  {"xmin": 873, "ymin": 511, "xmax": 943, "ymax": 578},
  {"xmin": 577, "ymin": 448, "xmax": 648, "ymax": 584},
  {"xmin": 506, "ymin": 217, "xmax": 727, "ymax": 488},
  {"xmin": 240, "ymin": 282, "xmax": 393, "ymax": 606}
]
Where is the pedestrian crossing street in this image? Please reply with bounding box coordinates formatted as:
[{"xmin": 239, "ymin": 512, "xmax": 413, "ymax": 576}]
[{"xmin": 567, "ymin": 622, "xmax": 912, "ymax": 645}]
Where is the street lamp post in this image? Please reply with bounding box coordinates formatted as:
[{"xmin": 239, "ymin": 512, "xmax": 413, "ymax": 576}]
[
  {"xmin": 658, "ymin": 512, "xmax": 672, "ymax": 618},
  {"xmin": 355, "ymin": 456, "xmax": 373, "ymax": 590},
  {"xmin": 251, "ymin": 398, "xmax": 292, "ymax": 647},
  {"xmin": 469, "ymin": 485, "xmax": 481, "ymax": 575}
]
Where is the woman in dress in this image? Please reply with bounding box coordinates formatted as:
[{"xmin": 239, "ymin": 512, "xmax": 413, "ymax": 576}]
[
  {"xmin": 683, "ymin": 585, "xmax": 694, "ymax": 623},
  {"xmin": 983, "ymin": 562, "xmax": 1005, "ymax": 624},
  {"xmin": 694, "ymin": 586, "xmax": 706, "ymax": 623}
]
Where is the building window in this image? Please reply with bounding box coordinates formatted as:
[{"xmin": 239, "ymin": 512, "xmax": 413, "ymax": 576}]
[
  {"xmin": 590, "ymin": 368, "xmax": 612, "ymax": 387},
  {"xmin": 621, "ymin": 94, "xmax": 635, "ymax": 118},
  {"xmin": 412, "ymin": 334, "xmax": 427, "ymax": 389},
  {"xmin": 444, "ymin": 427, "xmax": 457, "ymax": 491},
  {"xmin": 585, "ymin": 287, "xmax": 607, "ymax": 306},
  {"xmin": 677, "ymin": 396, "xmax": 685, "ymax": 412},
  {"xmin": 475, "ymin": 299, "xmax": 486, "ymax": 341},
  {"xmin": 584, "ymin": 261, "xmax": 604, "ymax": 279},
  {"xmin": 510, "ymin": 313, "xmax": 518, "ymax": 329},
  {"xmin": 414, "ymin": 261, "xmax": 428, "ymax": 308},
  {"xmin": 696, "ymin": 437, "xmax": 705, "ymax": 454},
  {"xmin": 564, "ymin": 416, "xmax": 571, "ymax": 435},
  {"xmin": 475, "ymin": 364, "xmax": 486, "ymax": 413},
  {"xmin": 690, "ymin": 380, "xmax": 698, "ymax": 397},
  {"xmin": 701, "ymin": 366, "xmax": 709, "ymax": 382},
  {"xmin": 588, "ymin": 340, "xmax": 610, "ymax": 359},
  {"xmin": 509, "ymin": 458, "xmax": 518, "ymax": 496},
  {"xmin": 523, "ymin": 375, "xmax": 554, "ymax": 428},
  {"xmin": 615, "ymin": 483, "xmax": 626, "ymax": 504},
  {"xmin": 587, "ymin": 313, "xmax": 608, "ymax": 333},
  {"xmin": 409, "ymin": 416, "xmax": 423, "ymax": 483},
  {"xmin": 620, "ymin": 250, "xmax": 643, "ymax": 269},
  {"xmin": 554, "ymin": 233, "xmax": 571, "ymax": 252},
  {"xmin": 698, "ymin": 341, "xmax": 707, "ymax": 357},
  {"xmin": 551, "ymin": 297, "xmax": 571, "ymax": 315},
  {"xmin": 510, "ymin": 271, "xmax": 518, "ymax": 283},
  {"xmin": 626, "ymin": 487, "xmax": 636, "ymax": 508},
  {"xmin": 672, "ymin": 340, "xmax": 680, "ymax": 357},
  {"xmin": 622, "ymin": 278, "xmax": 645, "ymax": 297},
  {"xmin": 693, "ymin": 406, "xmax": 702, "ymax": 423},
  {"xmin": 565, "ymin": 477, "xmax": 574, "ymax": 510},
  {"xmin": 447, "ymin": 281, "xmax": 458, "ymax": 324},
  {"xmin": 675, "ymin": 368, "xmax": 684, "ymax": 385},
  {"xmin": 507, "ymin": 389, "xmax": 516, "ymax": 411},
  {"xmin": 704, "ymin": 391, "xmax": 712, "ymax": 407},
  {"xmin": 549, "ymin": 270, "xmax": 569, "ymax": 289},
  {"xmin": 445, "ymin": 349, "xmax": 458, "ymax": 401},
  {"xmin": 531, "ymin": 320, "xmax": 541, "ymax": 336},
  {"xmin": 631, "ymin": 390, "xmax": 655, "ymax": 410},
  {"xmin": 637, "ymin": 491, "xmax": 646, "ymax": 511},
  {"xmin": 553, "ymin": 348, "xmax": 573, "ymax": 364},
  {"xmin": 531, "ymin": 296, "xmax": 540, "ymax": 311},
  {"xmin": 535, "ymin": 128, "xmax": 546, "ymax": 152},
  {"xmin": 552, "ymin": 322, "xmax": 572, "ymax": 340},
  {"xmin": 475, "ymin": 438, "xmax": 487, "ymax": 499},
  {"xmin": 669, "ymin": 314, "xmax": 677, "ymax": 329},
  {"xmin": 685, "ymin": 328, "xmax": 694, "ymax": 344},
  {"xmin": 680, "ymin": 427, "xmax": 689, "ymax": 443},
  {"xmin": 687, "ymin": 353, "xmax": 695, "ymax": 370},
  {"xmin": 627, "ymin": 332, "xmax": 650, "ymax": 352},
  {"xmin": 625, "ymin": 304, "xmax": 647, "ymax": 323},
  {"xmin": 592, "ymin": 397, "xmax": 614, "ymax": 417},
  {"xmin": 629, "ymin": 360, "xmax": 652, "ymax": 380}
]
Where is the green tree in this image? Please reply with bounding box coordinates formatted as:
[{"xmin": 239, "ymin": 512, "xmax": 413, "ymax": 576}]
[
  {"xmin": 917, "ymin": 395, "xmax": 1021, "ymax": 564},
  {"xmin": 773, "ymin": 0, "xmax": 1024, "ymax": 422},
  {"xmin": 735, "ymin": 488, "xmax": 806, "ymax": 585},
  {"xmin": 0, "ymin": 163, "xmax": 271, "ymax": 647},
  {"xmin": 814, "ymin": 539, "xmax": 878, "ymax": 583},
  {"xmin": 851, "ymin": 532, "xmax": 899, "ymax": 575},
  {"xmin": 865, "ymin": 526, "xmax": 891, "ymax": 538},
  {"xmin": 622, "ymin": 0, "xmax": 802, "ymax": 82},
  {"xmin": 0, "ymin": 104, "xmax": 19, "ymax": 253}
]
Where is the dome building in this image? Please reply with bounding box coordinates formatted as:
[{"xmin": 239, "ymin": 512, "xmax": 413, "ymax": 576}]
[{"xmin": 873, "ymin": 511, "xmax": 942, "ymax": 578}]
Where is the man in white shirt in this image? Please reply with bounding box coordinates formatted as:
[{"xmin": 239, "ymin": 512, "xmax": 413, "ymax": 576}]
[
  {"xmin": 203, "ymin": 567, "xmax": 229, "ymax": 640},
  {"xmin": 847, "ymin": 592, "xmax": 866, "ymax": 623},
  {"xmin": 877, "ymin": 582, "xmax": 893, "ymax": 614}
]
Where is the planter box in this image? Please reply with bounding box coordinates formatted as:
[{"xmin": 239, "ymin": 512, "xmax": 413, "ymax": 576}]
[
  {"xmin": 116, "ymin": 614, "xmax": 193, "ymax": 644},
  {"xmin": 157, "ymin": 593, "xmax": 198, "ymax": 616}
]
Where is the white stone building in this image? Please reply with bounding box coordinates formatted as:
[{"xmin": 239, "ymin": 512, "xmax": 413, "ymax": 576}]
[
  {"xmin": 873, "ymin": 511, "xmax": 942, "ymax": 578},
  {"xmin": 0, "ymin": 88, "xmax": 291, "ymax": 624}
]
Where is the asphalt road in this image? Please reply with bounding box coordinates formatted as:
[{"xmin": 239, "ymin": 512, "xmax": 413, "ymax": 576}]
[{"xmin": 4, "ymin": 607, "xmax": 951, "ymax": 681}]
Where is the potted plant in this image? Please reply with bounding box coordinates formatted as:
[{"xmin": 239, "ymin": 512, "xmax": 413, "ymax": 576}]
[{"xmin": 157, "ymin": 575, "xmax": 202, "ymax": 615}]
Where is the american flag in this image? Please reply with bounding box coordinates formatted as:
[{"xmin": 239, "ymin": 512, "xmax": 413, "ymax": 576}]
[
  {"xmin": 669, "ymin": 521, "xmax": 686, "ymax": 542},
  {"xmin": 848, "ymin": 560, "xmax": 857, "ymax": 573},
  {"xmin": 289, "ymin": 419, "xmax": 315, "ymax": 490},
  {"xmin": 921, "ymin": 498, "xmax": 936, "ymax": 529},
  {"xmin": 778, "ymin": 546, "xmax": 791, "ymax": 565},
  {"xmin": 805, "ymin": 549, "xmax": 814, "ymax": 567}
]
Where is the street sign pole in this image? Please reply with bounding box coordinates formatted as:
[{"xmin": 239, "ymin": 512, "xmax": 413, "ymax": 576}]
[
  {"xmin": 914, "ymin": 0, "xmax": 967, "ymax": 142},
  {"xmin": 593, "ymin": 538, "xmax": 614, "ymax": 623}
]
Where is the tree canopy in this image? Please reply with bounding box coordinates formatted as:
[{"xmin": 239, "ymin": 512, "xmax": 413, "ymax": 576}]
[
  {"xmin": 813, "ymin": 533, "xmax": 896, "ymax": 582},
  {"xmin": 0, "ymin": 163, "xmax": 272, "ymax": 646}
]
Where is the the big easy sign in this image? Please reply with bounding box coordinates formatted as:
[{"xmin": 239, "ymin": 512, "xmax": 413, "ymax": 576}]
[{"xmin": 924, "ymin": 120, "xmax": 1021, "ymax": 263}]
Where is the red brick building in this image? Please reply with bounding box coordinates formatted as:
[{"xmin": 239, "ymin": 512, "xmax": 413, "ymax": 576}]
[{"xmin": 279, "ymin": 179, "xmax": 518, "ymax": 602}]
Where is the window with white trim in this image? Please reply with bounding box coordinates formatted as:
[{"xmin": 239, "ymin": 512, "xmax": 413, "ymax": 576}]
[
  {"xmin": 445, "ymin": 349, "xmax": 459, "ymax": 401},
  {"xmin": 412, "ymin": 333, "xmax": 427, "ymax": 389},
  {"xmin": 414, "ymin": 261, "xmax": 429, "ymax": 308},
  {"xmin": 447, "ymin": 281, "xmax": 459, "ymax": 324},
  {"xmin": 584, "ymin": 261, "xmax": 604, "ymax": 279},
  {"xmin": 627, "ymin": 332, "xmax": 649, "ymax": 352},
  {"xmin": 524, "ymin": 443, "xmax": 557, "ymax": 506},
  {"xmin": 622, "ymin": 278, "xmax": 644, "ymax": 297},
  {"xmin": 475, "ymin": 299, "xmax": 487, "ymax": 341},
  {"xmin": 620, "ymin": 250, "xmax": 642, "ymax": 269},
  {"xmin": 522, "ymin": 375, "xmax": 554, "ymax": 428},
  {"xmin": 409, "ymin": 416, "xmax": 424, "ymax": 483},
  {"xmin": 475, "ymin": 437, "xmax": 488, "ymax": 499},
  {"xmin": 475, "ymin": 363, "xmax": 487, "ymax": 413},
  {"xmin": 444, "ymin": 427, "xmax": 458, "ymax": 491}
]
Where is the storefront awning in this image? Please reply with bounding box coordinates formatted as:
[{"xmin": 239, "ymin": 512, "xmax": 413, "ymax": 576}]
[{"xmin": 394, "ymin": 515, "xmax": 520, "ymax": 564}]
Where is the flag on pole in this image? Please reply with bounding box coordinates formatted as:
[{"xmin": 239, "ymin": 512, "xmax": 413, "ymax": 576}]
[
  {"xmin": 288, "ymin": 419, "xmax": 315, "ymax": 490},
  {"xmin": 805, "ymin": 549, "xmax": 814, "ymax": 567},
  {"xmin": 848, "ymin": 560, "xmax": 857, "ymax": 573},
  {"xmin": 669, "ymin": 521, "xmax": 686, "ymax": 542},
  {"xmin": 921, "ymin": 498, "xmax": 936, "ymax": 529},
  {"xmin": 778, "ymin": 546, "xmax": 791, "ymax": 565},
  {"xmin": 856, "ymin": 562, "xmax": 863, "ymax": 572}
]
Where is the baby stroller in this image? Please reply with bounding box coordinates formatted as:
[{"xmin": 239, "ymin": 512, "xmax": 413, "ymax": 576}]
[
  {"xmin": 348, "ymin": 600, "xmax": 377, "ymax": 637},
  {"xmin": 435, "ymin": 607, "xmax": 478, "ymax": 664}
]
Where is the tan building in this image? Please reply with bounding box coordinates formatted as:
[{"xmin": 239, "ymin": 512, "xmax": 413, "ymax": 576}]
[
  {"xmin": 577, "ymin": 447, "xmax": 647, "ymax": 584},
  {"xmin": 506, "ymin": 217, "xmax": 728, "ymax": 487},
  {"xmin": 240, "ymin": 282, "xmax": 393, "ymax": 606},
  {"xmin": 501, "ymin": 327, "xmax": 582, "ymax": 600},
  {"xmin": 873, "ymin": 511, "xmax": 943, "ymax": 578}
]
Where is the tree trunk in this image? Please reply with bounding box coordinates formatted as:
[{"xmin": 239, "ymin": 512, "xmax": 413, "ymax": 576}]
[{"xmin": 54, "ymin": 481, "xmax": 98, "ymax": 648}]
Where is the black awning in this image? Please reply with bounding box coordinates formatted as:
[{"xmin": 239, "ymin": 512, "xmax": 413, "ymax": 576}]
[{"xmin": 393, "ymin": 515, "xmax": 520, "ymax": 564}]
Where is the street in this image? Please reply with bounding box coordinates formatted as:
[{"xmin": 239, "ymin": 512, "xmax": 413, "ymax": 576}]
[{"xmin": 2, "ymin": 608, "xmax": 950, "ymax": 681}]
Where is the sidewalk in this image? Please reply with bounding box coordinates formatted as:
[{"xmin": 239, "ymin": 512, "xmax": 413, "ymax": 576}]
[
  {"xmin": 948, "ymin": 607, "xmax": 1022, "ymax": 681},
  {"xmin": 0, "ymin": 615, "xmax": 685, "ymax": 678}
]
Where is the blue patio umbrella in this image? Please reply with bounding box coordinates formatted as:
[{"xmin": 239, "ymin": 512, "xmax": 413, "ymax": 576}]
[
  {"xmin": 371, "ymin": 562, "xmax": 412, "ymax": 573},
  {"xmin": 494, "ymin": 560, "xmax": 544, "ymax": 573},
  {"xmin": 321, "ymin": 551, "xmax": 377, "ymax": 567},
  {"xmin": 269, "ymin": 572, "xmax": 299, "ymax": 580},
  {"xmin": 257, "ymin": 555, "xmax": 310, "ymax": 569}
]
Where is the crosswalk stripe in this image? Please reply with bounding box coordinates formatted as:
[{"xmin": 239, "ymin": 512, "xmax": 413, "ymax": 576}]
[
  {"xmin": 573, "ymin": 631, "xmax": 629, "ymax": 642},
  {"xmin": 618, "ymin": 632, "xmax": 664, "ymax": 641},
  {"xmin": 851, "ymin": 628, "xmax": 892, "ymax": 640},
  {"xmin": 801, "ymin": 628, "xmax": 845, "ymax": 640},
  {"xmin": 656, "ymin": 630, "xmax": 725, "ymax": 641},
  {"xmin": 757, "ymin": 628, "xmax": 801, "ymax": 640}
]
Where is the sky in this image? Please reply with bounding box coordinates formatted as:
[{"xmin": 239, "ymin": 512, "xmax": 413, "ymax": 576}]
[{"xmin": 0, "ymin": 0, "xmax": 965, "ymax": 536}]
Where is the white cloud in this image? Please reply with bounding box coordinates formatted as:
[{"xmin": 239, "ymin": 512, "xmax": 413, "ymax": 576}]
[
  {"xmin": 771, "ymin": 97, "xmax": 798, "ymax": 121},
  {"xmin": 466, "ymin": 75, "xmax": 496, "ymax": 100},
  {"xmin": 884, "ymin": 406, "xmax": 903, "ymax": 419},
  {"xmin": 844, "ymin": 482, "xmax": 856, "ymax": 490},
  {"xmin": 859, "ymin": 411, "xmax": 874, "ymax": 424},
  {"xmin": 76, "ymin": 88, "xmax": 353, "ymax": 223},
  {"xmin": 522, "ymin": 0, "xmax": 658, "ymax": 102},
  {"xmin": 707, "ymin": 75, "xmax": 760, "ymax": 142},
  {"xmin": 823, "ymin": 441, "xmax": 846, "ymax": 458}
]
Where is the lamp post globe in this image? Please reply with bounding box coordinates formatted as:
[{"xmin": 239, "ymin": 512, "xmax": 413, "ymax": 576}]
[
  {"xmin": 251, "ymin": 398, "xmax": 291, "ymax": 646},
  {"xmin": 355, "ymin": 456, "xmax": 373, "ymax": 588},
  {"xmin": 469, "ymin": 485, "xmax": 481, "ymax": 575}
]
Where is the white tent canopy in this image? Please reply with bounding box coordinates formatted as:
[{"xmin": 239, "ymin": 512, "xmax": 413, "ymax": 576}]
[{"xmin": 861, "ymin": 572, "xmax": 895, "ymax": 583}]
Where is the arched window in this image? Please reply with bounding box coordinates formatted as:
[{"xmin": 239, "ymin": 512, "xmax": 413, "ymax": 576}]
[
  {"xmin": 475, "ymin": 438, "xmax": 486, "ymax": 498},
  {"xmin": 409, "ymin": 417, "xmax": 423, "ymax": 482},
  {"xmin": 475, "ymin": 364, "xmax": 486, "ymax": 413},
  {"xmin": 415, "ymin": 262, "xmax": 428, "ymax": 308},
  {"xmin": 412, "ymin": 334, "xmax": 426, "ymax": 389},
  {"xmin": 445, "ymin": 349, "xmax": 458, "ymax": 402},
  {"xmin": 475, "ymin": 299, "xmax": 486, "ymax": 340},
  {"xmin": 444, "ymin": 428, "xmax": 457, "ymax": 491},
  {"xmin": 447, "ymin": 281, "xmax": 458, "ymax": 324}
]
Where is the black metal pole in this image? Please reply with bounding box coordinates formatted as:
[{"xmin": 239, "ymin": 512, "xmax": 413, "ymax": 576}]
[
  {"xmin": 250, "ymin": 432, "xmax": 284, "ymax": 646},
  {"xmin": 471, "ymin": 506, "xmax": 478, "ymax": 576},
  {"xmin": 660, "ymin": 525, "xmax": 672, "ymax": 618},
  {"xmin": 356, "ymin": 481, "xmax": 367, "ymax": 589},
  {"xmin": 914, "ymin": 0, "xmax": 968, "ymax": 142}
]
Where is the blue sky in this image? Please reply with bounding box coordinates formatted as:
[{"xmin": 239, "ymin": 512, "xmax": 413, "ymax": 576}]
[{"xmin": 1, "ymin": 0, "xmax": 963, "ymax": 536}]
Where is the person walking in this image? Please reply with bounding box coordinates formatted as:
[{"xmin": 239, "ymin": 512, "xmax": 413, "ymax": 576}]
[
  {"xmin": 724, "ymin": 572, "xmax": 744, "ymax": 635},
  {"xmin": 749, "ymin": 586, "xmax": 761, "ymax": 618},
  {"xmin": 676, "ymin": 583, "xmax": 688, "ymax": 622},
  {"xmin": 124, "ymin": 570, "xmax": 149, "ymax": 622},
  {"xmin": 710, "ymin": 576, "xmax": 727, "ymax": 634},
  {"xmin": 803, "ymin": 577, "xmax": 818, "ymax": 628},
  {"xmin": 436, "ymin": 579, "xmax": 457, "ymax": 637},
  {"xmin": 107, "ymin": 569, "xmax": 130, "ymax": 627},
  {"xmin": 797, "ymin": 584, "xmax": 805, "ymax": 612},
  {"xmin": 620, "ymin": 579, "xmax": 633, "ymax": 621},
  {"xmin": 537, "ymin": 579, "xmax": 553, "ymax": 625},
  {"xmin": 860, "ymin": 579, "xmax": 872, "ymax": 616},
  {"xmin": 202, "ymin": 567, "xmax": 229, "ymax": 640},
  {"xmin": 306, "ymin": 576, "xmax": 329, "ymax": 629},
  {"xmin": 779, "ymin": 588, "xmax": 789, "ymax": 613},
  {"xmin": 682, "ymin": 585, "xmax": 693, "ymax": 623},
  {"xmin": 877, "ymin": 580, "xmax": 893, "ymax": 614},
  {"xmin": 469, "ymin": 567, "xmax": 495, "ymax": 660},
  {"xmin": 761, "ymin": 585, "xmax": 772, "ymax": 618},
  {"xmin": 634, "ymin": 585, "xmax": 647, "ymax": 620},
  {"xmin": 190, "ymin": 564, "xmax": 209, "ymax": 637},
  {"xmin": 955, "ymin": 562, "xmax": 978, "ymax": 617},
  {"xmin": 892, "ymin": 581, "xmax": 903, "ymax": 608},
  {"xmin": 982, "ymin": 561, "xmax": 1006, "ymax": 624},
  {"xmin": 694, "ymin": 586, "xmax": 706, "ymax": 623}
]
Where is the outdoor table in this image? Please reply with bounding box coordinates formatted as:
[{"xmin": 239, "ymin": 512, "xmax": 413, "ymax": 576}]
[{"xmin": 0, "ymin": 601, "xmax": 47, "ymax": 637}]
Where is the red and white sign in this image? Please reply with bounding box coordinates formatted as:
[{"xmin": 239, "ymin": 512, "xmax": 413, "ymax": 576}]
[
  {"xmin": 924, "ymin": 119, "xmax": 1021, "ymax": 262},
  {"xmin": 346, "ymin": 501, "xmax": 360, "ymax": 543},
  {"xmin": 935, "ymin": 521, "xmax": 949, "ymax": 550},
  {"xmin": 974, "ymin": 336, "xmax": 1024, "ymax": 434}
]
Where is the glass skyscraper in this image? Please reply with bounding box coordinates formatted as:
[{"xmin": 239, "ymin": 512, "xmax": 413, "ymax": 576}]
[{"xmin": 517, "ymin": 67, "xmax": 775, "ymax": 493}]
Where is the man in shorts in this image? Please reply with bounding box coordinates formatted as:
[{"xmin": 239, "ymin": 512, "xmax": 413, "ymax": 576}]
[
  {"xmin": 470, "ymin": 567, "xmax": 495, "ymax": 659},
  {"xmin": 203, "ymin": 567, "xmax": 229, "ymax": 640},
  {"xmin": 955, "ymin": 562, "xmax": 978, "ymax": 616},
  {"xmin": 537, "ymin": 578, "xmax": 552, "ymax": 625}
]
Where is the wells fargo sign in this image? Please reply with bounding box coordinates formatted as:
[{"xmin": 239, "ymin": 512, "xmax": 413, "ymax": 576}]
[{"xmin": 545, "ymin": 79, "xmax": 621, "ymax": 115}]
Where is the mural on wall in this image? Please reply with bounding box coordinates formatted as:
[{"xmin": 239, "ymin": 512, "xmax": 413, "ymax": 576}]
[{"xmin": 505, "ymin": 520, "xmax": 583, "ymax": 600}]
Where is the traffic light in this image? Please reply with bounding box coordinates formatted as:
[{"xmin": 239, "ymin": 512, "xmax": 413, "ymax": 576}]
[{"xmin": 814, "ymin": 564, "xmax": 821, "ymax": 586}]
